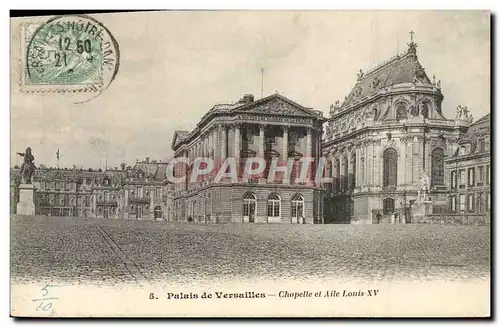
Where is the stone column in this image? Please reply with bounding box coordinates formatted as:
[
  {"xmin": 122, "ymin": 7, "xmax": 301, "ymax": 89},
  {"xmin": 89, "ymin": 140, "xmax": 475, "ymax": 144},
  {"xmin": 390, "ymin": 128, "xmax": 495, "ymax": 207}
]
[
  {"xmin": 365, "ymin": 142, "xmax": 372, "ymax": 187},
  {"xmin": 221, "ymin": 125, "xmax": 227, "ymax": 160},
  {"xmin": 259, "ymin": 124, "xmax": 266, "ymax": 157},
  {"xmin": 234, "ymin": 124, "xmax": 241, "ymax": 160},
  {"xmin": 407, "ymin": 140, "xmax": 414, "ymax": 185},
  {"xmin": 373, "ymin": 141, "xmax": 381, "ymax": 187},
  {"xmin": 306, "ymin": 127, "xmax": 312, "ymax": 158},
  {"xmin": 213, "ymin": 125, "xmax": 220, "ymax": 179},
  {"xmin": 282, "ymin": 126, "xmax": 289, "ymax": 161}
]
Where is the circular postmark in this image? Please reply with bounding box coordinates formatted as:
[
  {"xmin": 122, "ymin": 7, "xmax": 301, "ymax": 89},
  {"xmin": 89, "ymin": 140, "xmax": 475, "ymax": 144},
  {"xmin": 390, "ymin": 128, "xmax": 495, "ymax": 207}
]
[{"xmin": 25, "ymin": 14, "xmax": 120, "ymax": 103}]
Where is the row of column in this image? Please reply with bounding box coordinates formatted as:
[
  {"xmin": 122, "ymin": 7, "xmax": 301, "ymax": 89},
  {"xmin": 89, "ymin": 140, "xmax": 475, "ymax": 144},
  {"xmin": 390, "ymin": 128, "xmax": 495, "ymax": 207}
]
[
  {"xmin": 185, "ymin": 123, "xmax": 315, "ymax": 163},
  {"xmin": 179, "ymin": 123, "xmax": 316, "ymax": 191}
]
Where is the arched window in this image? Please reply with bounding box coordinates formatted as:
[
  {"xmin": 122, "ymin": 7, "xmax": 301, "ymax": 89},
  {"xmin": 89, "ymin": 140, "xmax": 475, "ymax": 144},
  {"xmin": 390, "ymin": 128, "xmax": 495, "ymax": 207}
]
[
  {"xmin": 395, "ymin": 103, "xmax": 408, "ymax": 119},
  {"xmin": 291, "ymin": 194, "xmax": 304, "ymax": 220},
  {"xmin": 431, "ymin": 148, "xmax": 445, "ymax": 185},
  {"xmin": 383, "ymin": 148, "xmax": 398, "ymax": 187},
  {"xmin": 267, "ymin": 193, "xmax": 281, "ymax": 218},
  {"xmin": 334, "ymin": 158, "xmax": 340, "ymax": 191},
  {"xmin": 243, "ymin": 193, "xmax": 256, "ymax": 218},
  {"xmin": 343, "ymin": 157, "xmax": 348, "ymax": 191},
  {"xmin": 351, "ymin": 154, "xmax": 357, "ymax": 189},
  {"xmin": 383, "ymin": 198, "xmax": 395, "ymax": 214},
  {"xmin": 154, "ymin": 206, "xmax": 163, "ymax": 218}
]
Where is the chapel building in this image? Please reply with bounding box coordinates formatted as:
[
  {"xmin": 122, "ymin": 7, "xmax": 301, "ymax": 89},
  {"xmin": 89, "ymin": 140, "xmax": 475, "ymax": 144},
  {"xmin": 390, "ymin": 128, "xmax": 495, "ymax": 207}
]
[{"xmin": 322, "ymin": 39, "xmax": 470, "ymax": 224}]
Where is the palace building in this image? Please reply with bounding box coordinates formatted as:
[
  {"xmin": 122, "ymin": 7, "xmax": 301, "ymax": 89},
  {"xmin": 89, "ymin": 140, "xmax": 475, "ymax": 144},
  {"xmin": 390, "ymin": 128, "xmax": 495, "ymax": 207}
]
[
  {"xmin": 12, "ymin": 158, "xmax": 173, "ymax": 220},
  {"xmin": 445, "ymin": 113, "xmax": 490, "ymax": 219},
  {"xmin": 170, "ymin": 93, "xmax": 326, "ymax": 224},
  {"xmin": 322, "ymin": 39, "xmax": 471, "ymax": 224}
]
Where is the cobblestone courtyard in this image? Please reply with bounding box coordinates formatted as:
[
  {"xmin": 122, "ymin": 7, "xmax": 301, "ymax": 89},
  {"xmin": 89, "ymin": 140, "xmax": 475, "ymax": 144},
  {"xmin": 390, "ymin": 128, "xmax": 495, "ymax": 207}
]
[{"xmin": 11, "ymin": 215, "xmax": 490, "ymax": 286}]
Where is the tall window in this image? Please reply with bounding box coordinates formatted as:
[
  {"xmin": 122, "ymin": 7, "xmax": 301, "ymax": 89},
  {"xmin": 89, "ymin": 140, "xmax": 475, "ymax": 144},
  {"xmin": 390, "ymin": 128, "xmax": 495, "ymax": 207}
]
[
  {"xmin": 459, "ymin": 169, "xmax": 466, "ymax": 187},
  {"xmin": 383, "ymin": 198, "xmax": 395, "ymax": 214},
  {"xmin": 267, "ymin": 193, "xmax": 281, "ymax": 217},
  {"xmin": 351, "ymin": 154, "xmax": 356, "ymax": 188},
  {"xmin": 243, "ymin": 193, "xmax": 257, "ymax": 217},
  {"xmin": 477, "ymin": 193, "xmax": 483, "ymax": 214},
  {"xmin": 468, "ymin": 168, "xmax": 475, "ymax": 187},
  {"xmin": 431, "ymin": 148, "xmax": 444, "ymax": 185},
  {"xmin": 486, "ymin": 165, "xmax": 490, "ymax": 185},
  {"xmin": 451, "ymin": 171, "xmax": 457, "ymax": 189},
  {"xmin": 343, "ymin": 157, "xmax": 348, "ymax": 191},
  {"xmin": 64, "ymin": 194, "xmax": 69, "ymax": 206},
  {"xmin": 479, "ymin": 138, "xmax": 486, "ymax": 152},
  {"xmin": 467, "ymin": 194, "xmax": 475, "ymax": 213},
  {"xmin": 383, "ymin": 148, "xmax": 398, "ymax": 187},
  {"xmin": 487, "ymin": 192, "xmax": 491, "ymax": 211},
  {"xmin": 478, "ymin": 166, "xmax": 485, "ymax": 182},
  {"xmin": 459, "ymin": 194, "xmax": 466, "ymax": 213},
  {"xmin": 450, "ymin": 196, "xmax": 457, "ymax": 212},
  {"xmin": 335, "ymin": 158, "xmax": 340, "ymax": 191},
  {"xmin": 291, "ymin": 194, "xmax": 304, "ymax": 219}
]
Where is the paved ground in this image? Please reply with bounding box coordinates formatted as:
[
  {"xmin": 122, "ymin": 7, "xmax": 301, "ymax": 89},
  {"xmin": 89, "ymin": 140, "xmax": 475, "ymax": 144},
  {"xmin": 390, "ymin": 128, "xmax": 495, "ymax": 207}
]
[{"xmin": 11, "ymin": 215, "xmax": 491, "ymax": 286}]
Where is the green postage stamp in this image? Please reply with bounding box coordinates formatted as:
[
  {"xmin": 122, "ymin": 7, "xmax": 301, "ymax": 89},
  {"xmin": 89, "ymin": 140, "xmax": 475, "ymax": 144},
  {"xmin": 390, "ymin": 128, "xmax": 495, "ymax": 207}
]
[{"xmin": 20, "ymin": 14, "xmax": 120, "ymax": 94}]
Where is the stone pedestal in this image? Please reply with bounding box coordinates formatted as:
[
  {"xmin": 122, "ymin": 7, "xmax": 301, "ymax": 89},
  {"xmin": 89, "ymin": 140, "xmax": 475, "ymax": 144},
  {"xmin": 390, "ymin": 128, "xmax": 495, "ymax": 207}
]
[
  {"xmin": 411, "ymin": 200, "xmax": 433, "ymax": 223},
  {"xmin": 16, "ymin": 184, "xmax": 35, "ymax": 215}
]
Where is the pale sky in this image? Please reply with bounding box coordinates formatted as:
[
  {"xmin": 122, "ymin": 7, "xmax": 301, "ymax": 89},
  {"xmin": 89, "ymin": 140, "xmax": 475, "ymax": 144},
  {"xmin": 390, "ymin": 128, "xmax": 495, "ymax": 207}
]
[{"xmin": 10, "ymin": 10, "xmax": 490, "ymax": 169}]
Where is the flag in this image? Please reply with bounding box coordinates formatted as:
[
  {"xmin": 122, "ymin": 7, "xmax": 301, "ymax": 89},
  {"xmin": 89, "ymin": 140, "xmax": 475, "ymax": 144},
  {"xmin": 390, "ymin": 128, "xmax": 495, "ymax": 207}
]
[{"xmin": 56, "ymin": 148, "xmax": 60, "ymax": 160}]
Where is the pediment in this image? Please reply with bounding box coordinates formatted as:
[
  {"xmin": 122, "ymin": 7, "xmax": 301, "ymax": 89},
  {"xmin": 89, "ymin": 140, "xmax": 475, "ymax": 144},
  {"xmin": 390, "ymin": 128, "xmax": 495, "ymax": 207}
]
[{"xmin": 234, "ymin": 95, "xmax": 315, "ymax": 117}]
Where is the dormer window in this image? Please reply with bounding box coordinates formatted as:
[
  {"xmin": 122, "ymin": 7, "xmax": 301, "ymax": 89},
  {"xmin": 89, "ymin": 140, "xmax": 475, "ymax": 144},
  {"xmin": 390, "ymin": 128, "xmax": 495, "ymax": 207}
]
[{"xmin": 459, "ymin": 146, "xmax": 466, "ymax": 156}]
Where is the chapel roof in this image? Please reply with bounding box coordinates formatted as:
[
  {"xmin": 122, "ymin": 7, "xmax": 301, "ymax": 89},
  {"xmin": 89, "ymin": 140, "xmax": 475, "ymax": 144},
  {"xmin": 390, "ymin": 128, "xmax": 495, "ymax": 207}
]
[{"xmin": 342, "ymin": 41, "xmax": 433, "ymax": 108}]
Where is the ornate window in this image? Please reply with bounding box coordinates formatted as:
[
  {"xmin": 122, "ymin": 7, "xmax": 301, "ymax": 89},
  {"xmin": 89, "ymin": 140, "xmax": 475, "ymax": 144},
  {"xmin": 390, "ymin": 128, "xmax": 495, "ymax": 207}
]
[
  {"xmin": 291, "ymin": 194, "xmax": 304, "ymax": 219},
  {"xmin": 267, "ymin": 193, "xmax": 281, "ymax": 217},
  {"xmin": 395, "ymin": 103, "xmax": 407, "ymax": 119},
  {"xmin": 383, "ymin": 148, "xmax": 398, "ymax": 187},
  {"xmin": 243, "ymin": 192, "xmax": 256, "ymax": 217},
  {"xmin": 431, "ymin": 148, "xmax": 444, "ymax": 186},
  {"xmin": 383, "ymin": 198, "xmax": 395, "ymax": 214}
]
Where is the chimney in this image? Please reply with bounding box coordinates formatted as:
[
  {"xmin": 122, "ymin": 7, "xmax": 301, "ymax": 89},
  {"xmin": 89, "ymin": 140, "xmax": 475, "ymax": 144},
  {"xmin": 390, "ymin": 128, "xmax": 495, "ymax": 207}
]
[
  {"xmin": 145, "ymin": 156, "xmax": 150, "ymax": 163},
  {"xmin": 242, "ymin": 94, "xmax": 254, "ymax": 104}
]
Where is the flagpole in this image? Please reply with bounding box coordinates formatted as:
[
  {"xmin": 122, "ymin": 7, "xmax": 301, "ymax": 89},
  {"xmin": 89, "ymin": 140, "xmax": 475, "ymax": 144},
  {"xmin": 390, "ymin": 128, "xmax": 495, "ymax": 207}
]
[{"xmin": 56, "ymin": 148, "xmax": 60, "ymax": 169}]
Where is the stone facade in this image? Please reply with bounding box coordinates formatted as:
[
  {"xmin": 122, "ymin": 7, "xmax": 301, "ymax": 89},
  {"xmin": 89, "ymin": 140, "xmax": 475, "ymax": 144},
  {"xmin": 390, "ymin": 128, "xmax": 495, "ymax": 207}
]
[
  {"xmin": 171, "ymin": 93, "xmax": 326, "ymax": 224},
  {"xmin": 11, "ymin": 158, "xmax": 173, "ymax": 220},
  {"xmin": 322, "ymin": 41, "xmax": 470, "ymax": 224},
  {"xmin": 445, "ymin": 114, "xmax": 491, "ymax": 221}
]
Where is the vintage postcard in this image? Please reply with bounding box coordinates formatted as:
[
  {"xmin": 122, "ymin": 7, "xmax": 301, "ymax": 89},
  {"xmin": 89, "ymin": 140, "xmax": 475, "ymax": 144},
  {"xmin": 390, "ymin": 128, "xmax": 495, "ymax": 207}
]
[{"xmin": 10, "ymin": 10, "xmax": 491, "ymax": 317}]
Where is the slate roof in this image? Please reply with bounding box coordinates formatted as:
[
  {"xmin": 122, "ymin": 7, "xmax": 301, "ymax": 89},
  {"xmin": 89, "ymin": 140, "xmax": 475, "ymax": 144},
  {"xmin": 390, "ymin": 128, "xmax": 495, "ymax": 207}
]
[{"xmin": 342, "ymin": 43, "xmax": 432, "ymax": 108}]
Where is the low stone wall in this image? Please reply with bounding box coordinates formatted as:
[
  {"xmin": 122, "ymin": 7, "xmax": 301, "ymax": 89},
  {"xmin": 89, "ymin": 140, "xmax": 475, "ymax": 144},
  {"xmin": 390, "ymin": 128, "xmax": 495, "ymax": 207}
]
[{"xmin": 414, "ymin": 214, "xmax": 490, "ymax": 226}]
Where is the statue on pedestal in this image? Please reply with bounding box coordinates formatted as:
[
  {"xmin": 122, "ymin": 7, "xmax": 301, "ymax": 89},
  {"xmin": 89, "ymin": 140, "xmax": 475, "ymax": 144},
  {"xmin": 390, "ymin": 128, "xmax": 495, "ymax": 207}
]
[
  {"xmin": 418, "ymin": 170, "xmax": 430, "ymax": 202},
  {"xmin": 16, "ymin": 147, "xmax": 36, "ymax": 184}
]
